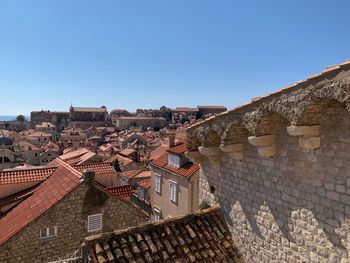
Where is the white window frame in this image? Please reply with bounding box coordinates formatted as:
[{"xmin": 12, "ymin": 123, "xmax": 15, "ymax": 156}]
[
  {"xmin": 87, "ymin": 213, "xmax": 103, "ymax": 232},
  {"xmin": 155, "ymin": 174, "xmax": 161, "ymax": 194},
  {"xmin": 40, "ymin": 226, "xmax": 58, "ymax": 240},
  {"xmin": 168, "ymin": 153, "xmax": 180, "ymax": 168},
  {"xmin": 169, "ymin": 180, "xmax": 177, "ymax": 202}
]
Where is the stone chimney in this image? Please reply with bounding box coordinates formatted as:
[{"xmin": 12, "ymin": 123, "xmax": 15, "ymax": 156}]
[
  {"xmin": 167, "ymin": 134, "xmax": 175, "ymax": 148},
  {"xmin": 82, "ymin": 169, "xmax": 95, "ymax": 183}
]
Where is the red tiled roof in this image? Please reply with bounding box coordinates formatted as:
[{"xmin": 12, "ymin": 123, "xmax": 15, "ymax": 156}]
[
  {"xmin": 149, "ymin": 145, "xmax": 168, "ymax": 161},
  {"xmin": 121, "ymin": 170, "xmax": 151, "ymax": 179},
  {"xmin": 167, "ymin": 142, "xmax": 187, "ymax": 155},
  {"xmin": 135, "ymin": 170, "xmax": 151, "ymax": 178},
  {"xmin": 107, "ymin": 185, "xmax": 135, "ymax": 198},
  {"xmin": 59, "ymin": 148, "xmax": 97, "ymax": 165},
  {"xmin": 119, "ymin": 148, "xmax": 135, "ymax": 156},
  {"xmin": 105, "ymin": 154, "xmax": 134, "ymax": 167},
  {"xmin": 137, "ymin": 179, "xmax": 151, "ymax": 189},
  {"xmin": 0, "ymin": 159, "xmax": 82, "ymax": 245},
  {"xmin": 14, "ymin": 140, "xmax": 40, "ymax": 151},
  {"xmin": 151, "ymin": 153, "xmax": 199, "ymax": 178},
  {"xmin": 0, "ymin": 168, "xmax": 57, "ymax": 185},
  {"xmin": 73, "ymin": 163, "xmax": 115, "ymax": 175}
]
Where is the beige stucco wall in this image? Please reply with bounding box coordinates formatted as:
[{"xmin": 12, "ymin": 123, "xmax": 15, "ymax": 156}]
[
  {"xmin": 0, "ymin": 182, "xmax": 147, "ymax": 263},
  {"xmin": 150, "ymin": 165, "xmax": 199, "ymax": 219}
]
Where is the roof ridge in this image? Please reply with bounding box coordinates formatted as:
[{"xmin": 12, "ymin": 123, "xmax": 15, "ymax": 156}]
[
  {"xmin": 0, "ymin": 167, "xmax": 57, "ymax": 175},
  {"xmin": 0, "ymin": 160, "xmax": 83, "ymax": 246},
  {"xmin": 54, "ymin": 158, "xmax": 82, "ymax": 178}
]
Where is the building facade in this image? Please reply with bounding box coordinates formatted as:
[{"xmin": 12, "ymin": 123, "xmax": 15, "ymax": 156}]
[
  {"xmin": 149, "ymin": 141, "xmax": 199, "ymax": 221},
  {"xmin": 69, "ymin": 106, "xmax": 107, "ymax": 129}
]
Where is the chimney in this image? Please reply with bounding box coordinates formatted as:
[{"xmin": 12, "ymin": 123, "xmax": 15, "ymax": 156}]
[
  {"xmin": 168, "ymin": 134, "xmax": 175, "ymax": 148},
  {"xmin": 82, "ymin": 169, "xmax": 95, "ymax": 183}
]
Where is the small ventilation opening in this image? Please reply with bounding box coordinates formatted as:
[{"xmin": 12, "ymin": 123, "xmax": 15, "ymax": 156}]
[{"xmin": 209, "ymin": 186, "xmax": 216, "ymax": 194}]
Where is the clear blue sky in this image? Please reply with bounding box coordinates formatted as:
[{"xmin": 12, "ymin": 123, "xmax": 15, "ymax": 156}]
[{"xmin": 1, "ymin": 1, "xmax": 350, "ymax": 115}]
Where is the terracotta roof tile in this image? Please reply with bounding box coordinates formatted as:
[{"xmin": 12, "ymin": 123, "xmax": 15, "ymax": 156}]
[
  {"xmin": 119, "ymin": 148, "xmax": 135, "ymax": 156},
  {"xmin": 73, "ymin": 163, "xmax": 115, "ymax": 175},
  {"xmin": 137, "ymin": 179, "xmax": 151, "ymax": 189},
  {"xmin": 84, "ymin": 206, "xmax": 243, "ymax": 263},
  {"xmin": 121, "ymin": 170, "xmax": 142, "ymax": 179},
  {"xmin": 121, "ymin": 170, "xmax": 151, "ymax": 179},
  {"xmin": 0, "ymin": 159, "xmax": 82, "ymax": 245},
  {"xmin": 149, "ymin": 145, "xmax": 168, "ymax": 161},
  {"xmin": 151, "ymin": 145, "xmax": 199, "ymax": 178},
  {"xmin": 166, "ymin": 142, "xmax": 187, "ymax": 155},
  {"xmin": 107, "ymin": 185, "xmax": 135, "ymax": 198},
  {"xmin": 134, "ymin": 170, "xmax": 151, "ymax": 179},
  {"xmin": 105, "ymin": 154, "xmax": 134, "ymax": 167},
  {"xmin": 0, "ymin": 168, "xmax": 57, "ymax": 185}
]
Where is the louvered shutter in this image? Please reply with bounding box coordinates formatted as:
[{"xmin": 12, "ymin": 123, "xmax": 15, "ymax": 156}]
[{"xmin": 87, "ymin": 213, "xmax": 102, "ymax": 232}]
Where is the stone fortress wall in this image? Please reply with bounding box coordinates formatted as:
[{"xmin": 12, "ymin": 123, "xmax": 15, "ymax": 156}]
[{"xmin": 186, "ymin": 62, "xmax": 350, "ymax": 262}]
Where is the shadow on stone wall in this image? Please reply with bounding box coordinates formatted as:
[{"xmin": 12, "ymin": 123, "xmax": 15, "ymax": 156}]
[{"xmin": 201, "ymin": 103, "xmax": 350, "ymax": 259}]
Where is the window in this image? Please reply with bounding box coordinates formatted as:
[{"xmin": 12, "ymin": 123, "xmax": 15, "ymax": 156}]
[
  {"xmin": 40, "ymin": 226, "xmax": 57, "ymax": 240},
  {"xmin": 87, "ymin": 213, "xmax": 102, "ymax": 232},
  {"xmin": 153, "ymin": 207, "xmax": 161, "ymax": 222},
  {"xmin": 155, "ymin": 174, "xmax": 161, "ymax": 194},
  {"xmin": 168, "ymin": 154, "xmax": 180, "ymax": 168},
  {"xmin": 169, "ymin": 180, "xmax": 177, "ymax": 202}
]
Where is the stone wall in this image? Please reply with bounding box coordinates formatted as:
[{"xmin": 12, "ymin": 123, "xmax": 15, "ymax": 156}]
[
  {"xmin": 187, "ymin": 64, "xmax": 350, "ymax": 262},
  {"xmin": 0, "ymin": 183, "xmax": 147, "ymax": 263}
]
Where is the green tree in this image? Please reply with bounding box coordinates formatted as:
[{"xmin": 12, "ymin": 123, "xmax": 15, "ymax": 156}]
[{"xmin": 16, "ymin": 114, "xmax": 25, "ymax": 122}]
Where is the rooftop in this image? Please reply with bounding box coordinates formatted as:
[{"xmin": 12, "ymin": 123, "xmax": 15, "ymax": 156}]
[
  {"xmin": 137, "ymin": 179, "xmax": 151, "ymax": 189},
  {"xmin": 73, "ymin": 163, "xmax": 115, "ymax": 175},
  {"xmin": 107, "ymin": 185, "xmax": 135, "ymax": 198},
  {"xmin": 121, "ymin": 170, "xmax": 151, "ymax": 179},
  {"xmin": 0, "ymin": 167, "xmax": 57, "ymax": 185},
  {"xmin": 151, "ymin": 153, "xmax": 199, "ymax": 178},
  {"xmin": 59, "ymin": 148, "xmax": 97, "ymax": 165},
  {"xmin": 167, "ymin": 142, "xmax": 187, "ymax": 155},
  {"xmin": 0, "ymin": 159, "xmax": 81, "ymax": 245},
  {"xmin": 84, "ymin": 206, "xmax": 242, "ymax": 263},
  {"xmin": 71, "ymin": 106, "xmax": 107, "ymax": 113},
  {"xmin": 151, "ymin": 142, "xmax": 199, "ymax": 178}
]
